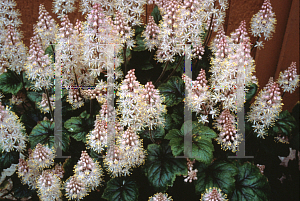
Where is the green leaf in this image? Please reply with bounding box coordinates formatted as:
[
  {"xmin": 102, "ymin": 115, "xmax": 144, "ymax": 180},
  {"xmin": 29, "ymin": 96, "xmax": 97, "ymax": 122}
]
[
  {"xmin": 158, "ymin": 76, "xmax": 185, "ymax": 107},
  {"xmin": 26, "ymin": 90, "xmax": 43, "ymax": 108},
  {"xmin": 230, "ymin": 161, "xmax": 270, "ymax": 201},
  {"xmin": 144, "ymin": 141, "xmax": 187, "ymax": 192},
  {"xmin": 0, "ymin": 70, "xmax": 23, "ymax": 95},
  {"xmin": 11, "ymin": 173, "xmax": 35, "ymax": 198},
  {"xmin": 165, "ymin": 121, "xmax": 216, "ymax": 164},
  {"xmin": 45, "ymin": 44, "xmax": 55, "ymax": 63},
  {"xmin": 0, "ymin": 151, "xmax": 19, "ymax": 172},
  {"xmin": 195, "ymin": 160, "xmax": 238, "ymax": 196},
  {"xmin": 162, "ymin": 56, "xmax": 184, "ymax": 73},
  {"xmin": 134, "ymin": 25, "xmax": 145, "ymax": 36},
  {"xmin": 171, "ymin": 106, "xmax": 183, "ymax": 126},
  {"xmin": 163, "ymin": 113, "xmax": 173, "ymax": 131},
  {"xmin": 138, "ymin": 125, "xmax": 165, "ymax": 139},
  {"xmin": 64, "ymin": 117, "xmax": 83, "ymax": 133},
  {"xmin": 151, "ymin": 5, "xmax": 162, "ymax": 24},
  {"xmin": 133, "ymin": 34, "xmax": 146, "ymax": 52},
  {"xmin": 64, "ymin": 112, "xmax": 94, "ymax": 143},
  {"xmin": 29, "ymin": 120, "xmax": 69, "ymax": 152},
  {"xmin": 20, "ymin": 109, "xmax": 43, "ymax": 135},
  {"xmin": 79, "ymin": 110, "xmax": 90, "ymax": 119},
  {"xmin": 102, "ymin": 177, "xmax": 139, "ymax": 201},
  {"xmin": 268, "ymin": 110, "xmax": 296, "ymax": 136},
  {"xmin": 141, "ymin": 60, "xmax": 154, "ymax": 70},
  {"xmin": 22, "ymin": 72, "xmax": 33, "ymax": 89},
  {"xmin": 29, "ymin": 120, "xmax": 54, "ymax": 149},
  {"xmin": 290, "ymin": 102, "xmax": 299, "ymax": 150},
  {"xmin": 245, "ymin": 83, "xmax": 258, "ymax": 102}
]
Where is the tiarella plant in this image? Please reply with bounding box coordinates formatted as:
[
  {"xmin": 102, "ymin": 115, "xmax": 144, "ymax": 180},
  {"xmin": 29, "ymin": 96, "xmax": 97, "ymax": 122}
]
[{"xmin": 0, "ymin": 0, "xmax": 299, "ymax": 201}]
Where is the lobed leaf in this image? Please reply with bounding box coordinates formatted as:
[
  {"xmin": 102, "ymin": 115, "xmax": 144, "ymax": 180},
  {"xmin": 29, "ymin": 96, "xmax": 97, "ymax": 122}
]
[
  {"xmin": 144, "ymin": 141, "xmax": 187, "ymax": 192},
  {"xmin": 230, "ymin": 161, "xmax": 270, "ymax": 201},
  {"xmin": 102, "ymin": 177, "xmax": 139, "ymax": 201},
  {"xmin": 195, "ymin": 160, "xmax": 238, "ymax": 196},
  {"xmin": 158, "ymin": 76, "xmax": 185, "ymax": 107},
  {"xmin": 165, "ymin": 121, "xmax": 216, "ymax": 164},
  {"xmin": 0, "ymin": 70, "xmax": 23, "ymax": 95}
]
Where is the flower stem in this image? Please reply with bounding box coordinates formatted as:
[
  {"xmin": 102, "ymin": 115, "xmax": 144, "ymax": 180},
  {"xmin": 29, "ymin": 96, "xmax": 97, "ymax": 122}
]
[
  {"xmin": 123, "ymin": 44, "xmax": 127, "ymax": 74},
  {"xmin": 44, "ymin": 87, "xmax": 54, "ymax": 120},
  {"xmin": 163, "ymin": 56, "xmax": 184, "ymax": 83},
  {"xmin": 149, "ymin": 128, "xmax": 155, "ymax": 143},
  {"xmin": 154, "ymin": 60, "xmax": 170, "ymax": 87},
  {"xmin": 203, "ymin": 2, "xmax": 215, "ymax": 47},
  {"xmin": 251, "ymin": 36, "xmax": 260, "ymax": 52},
  {"xmin": 72, "ymin": 66, "xmax": 82, "ymax": 97}
]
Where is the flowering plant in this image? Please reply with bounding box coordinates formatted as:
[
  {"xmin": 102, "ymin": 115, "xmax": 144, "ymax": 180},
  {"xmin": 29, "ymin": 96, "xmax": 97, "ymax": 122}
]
[{"xmin": 0, "ymin": 0, "xmax": 299, "ymax": 201}]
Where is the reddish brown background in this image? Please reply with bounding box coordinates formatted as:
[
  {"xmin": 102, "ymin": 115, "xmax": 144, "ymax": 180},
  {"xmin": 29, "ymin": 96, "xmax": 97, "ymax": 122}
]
[{"xmin": 15, "ymin": 0, "xmax": 299, "ymax": 112}]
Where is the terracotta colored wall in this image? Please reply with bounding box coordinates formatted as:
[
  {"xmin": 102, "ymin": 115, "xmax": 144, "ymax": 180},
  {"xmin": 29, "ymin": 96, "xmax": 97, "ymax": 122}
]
[{"xmin": 15, "ymin": 0, "xmax": 299, "ymax": 112}]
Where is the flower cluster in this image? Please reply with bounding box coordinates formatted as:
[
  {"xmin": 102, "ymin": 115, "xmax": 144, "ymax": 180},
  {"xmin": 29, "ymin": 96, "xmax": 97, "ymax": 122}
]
[
  {"xmin": 209, "ymin": 23, "xmax": 256, "ymax": 112},
  {"xmin": 0, "ymin": 102, "xmax": 27, "ymax": 152},
  {"xmin": 36, "ymin": 170, "xmax": 62, "ymax": 201},
  {"xmin": 113, "ymin": 0, "xmax": 147, "ymax": 26},
  {"xmin": 214, "ymin": 109, "xmax": 241, "ymax": 152},
  {"xmin": 64, "ymin": 175, "xmax": 88, "ymax": 200},
  {"xmin": 146, "ymin": 0, "xmax": 229, "ymax": 63},
  {"xmin": 52, "ymin": 0, "xmax": 77, "ymax": 18},
  {"xmin": 10, "ymin": 91, "xmax": 25, "ymax": 106},
  {"xmin": 81, "ymin": 85, "xmax": 107, "ymax": 104},
  {"xmin": 51, "ymin": 163, "xmax": 64, "ymax": 179},
  {"xmin": 148, "ymin": 192, "xmax": 173, "ymax": 201},
  {"xmin": 104, "ymin": 126, "xmax": 146, "ymax": 177},
  {"xmin": 17, "ymin": 157, "xmax": 41, "ymax": 190},
  {"xmin": 117, "ymin": 69, "xmax": 146, "ymax": 131},
  {"xmin": 25, "ymin": 35, "xmax": 54, "ymax": 91},
  {"xmin": 154, "ymin": 0, "xmax": 183, "ymax": 63},
  {"xmin": 143, "ymin": 16, "xmax": 160, "ymax": 51},
  {"xmin": 0, "ymin": 0, "xmax": 22, "ymax": 75},
  {"xmin": 87, "ymin": 101, "xmax": 123, "ymax": 153},
  {"xmin": 117, "ymin": 69, "xmax": 167, "ymax": 132},
  {"xmin": 113, "ymin": 11, "xmax": 135, "ymax": 48},
  {"xmin": 1, "ymin": 25, "xmax": 27, "ymax": 74},
  {"xmin": 0, "ymin": 0, "xmax": 22, "ymax": 29},
  {"xmin": 66, "ymin": 87, "xmax": 85, "ymax": 109},
  {"xmin": 34, "ymin": 4, "xmax": 58, "ymax": 49},
  {"xmin": 250, "ymin": 0, "xmax": 276, "ymax": 40},
  {"xmin": 38, "ymin": 93, "xmax": 55, "ymax": 114},
  {"xmin": 256, "ymin": 164, "xmax": 265, "ymax": 174},
  {"xmin": 200, "ymin": 187, "xmax": 228, "ymax": 201},
  {"xmin": 83, "ymin": 4, "xmax": 122, "ymax": 77},
  {"xmin": 73, "ymin": 151, "xmax": 103, "ymax": 190},
  {"xmin": 182, "ymin": 69, "xmax": 218, "ymax": 124},
  {"xmin": 31, "ymin": 143, "xmax": 55, "ymax": 169},
  {"xmin": 247, "ymin": 77, "xmax": 283, "ymax": 138},
  {"xmin": 17, "ymin": 144, "xmax": 62, "ymax": 193},
  {"xmin": 79, "ymin": 0, "xmax": 114, "ymax": 16},
  {"xmin": 57, "ymin": 17, "xmax": 94, "ymax": 90},
  {"xmin": 141, "ymin": 81, "xmax": 166, "ymax": 130},
  {"xmin": 183, "ymin": 158, "xmax": 198, "ymax": 183},
  {"xmin": 65, "ymin": 151, "xmax": 103, "ymax": 200},
  {"xmin": 277, "ymin": 62, "xmax": 299, "ymax": 93}
]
